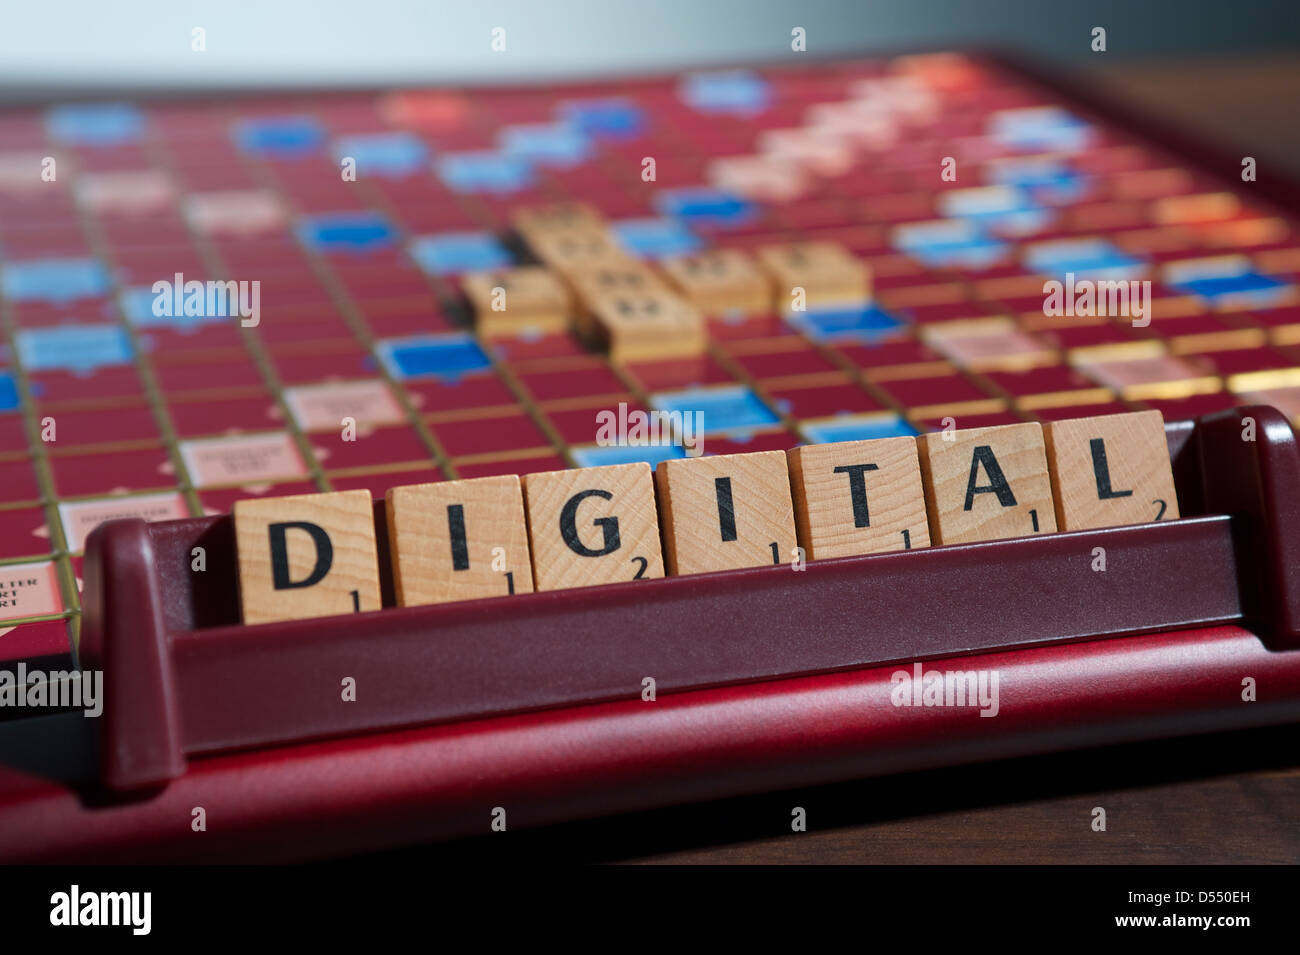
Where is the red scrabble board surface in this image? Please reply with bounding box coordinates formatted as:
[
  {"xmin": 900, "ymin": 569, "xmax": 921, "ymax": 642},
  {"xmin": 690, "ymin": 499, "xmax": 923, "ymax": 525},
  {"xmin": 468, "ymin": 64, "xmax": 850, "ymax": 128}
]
[{"xmin": 2, "ymin": 51, "xmax": 1300, "ymax": 862}]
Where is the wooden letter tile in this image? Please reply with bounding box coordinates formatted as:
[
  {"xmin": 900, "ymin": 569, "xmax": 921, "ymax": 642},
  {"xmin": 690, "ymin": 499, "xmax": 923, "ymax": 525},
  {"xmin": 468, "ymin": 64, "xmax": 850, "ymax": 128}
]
[
  {"xmin": 916, "ymin": 422, "xmax": 1058, "ymax": 545},
  {"xmin": 660, "ymin": 248, "xmax": 772, "ymax": 316},
  {"xmin": 787, "ymin": 436, "xmax": 930, "ymax": 558},
  {"xmin": 568, "ymin": 261, "xmax": 670, "ymax": 303},
  {"xmin": 756, "ymin": 241, "xmax": 870, "ymax": 311},
  {"xmin": 655, "ymin": 450, "xmax": 798, "ymax": 575},
  {"xmin": 385, "ymin": 475, "xmax": 534, "ymax": 606},
  {"xmin": 522, "ymin": 462, "xmax": 664, "ymax": 591},
  {"xmin": 461, "ymin": 266, "xmax": 573, "ymax": 338},
  {"xmin": 587, "ymin": 289, "xmax": 707, "ymax": 363},
  {"xmin": 512, "ymin": 202, "xmax": 606, "ymax": 241},
  {"xmin": 234, "ymin": 489, "xmax": 382, "ymax": 625},
  {"xmin": 1043, "ymin": 410, "xmax": 1180, "ymax": 530},
  {"xmin": 525, "ymin": 226, "xmax": 631, "ymax": 274}
]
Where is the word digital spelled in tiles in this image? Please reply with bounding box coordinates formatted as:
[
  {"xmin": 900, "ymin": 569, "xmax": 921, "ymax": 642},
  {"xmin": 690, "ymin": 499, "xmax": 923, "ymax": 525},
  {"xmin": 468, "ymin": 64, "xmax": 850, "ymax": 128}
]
[{"xmin": 232, "ymin": 410, "xmax": 1181, "ymax": 624}]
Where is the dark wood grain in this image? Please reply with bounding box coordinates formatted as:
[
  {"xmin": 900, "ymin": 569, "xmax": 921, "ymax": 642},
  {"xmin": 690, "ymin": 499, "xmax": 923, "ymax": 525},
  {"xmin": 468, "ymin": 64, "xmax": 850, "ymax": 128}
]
[{"xmin": 351, "ymin": 722, "xmax": 1300, "ymax": 864}]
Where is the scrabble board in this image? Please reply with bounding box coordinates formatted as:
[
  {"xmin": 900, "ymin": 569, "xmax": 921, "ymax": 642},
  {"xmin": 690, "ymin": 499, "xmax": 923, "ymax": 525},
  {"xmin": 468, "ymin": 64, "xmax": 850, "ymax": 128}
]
[{"xmin": 4, "ymin": 53, "xmax": 1300, "ymax": 861}]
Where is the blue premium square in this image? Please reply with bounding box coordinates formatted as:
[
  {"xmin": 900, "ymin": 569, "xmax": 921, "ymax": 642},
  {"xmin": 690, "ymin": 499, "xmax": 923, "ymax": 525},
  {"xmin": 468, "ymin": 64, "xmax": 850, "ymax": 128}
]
[
  {"xmin": 801, "ymin": 414, "xmax": 917, "ymax": 444},
  {"xmin": 120, "ymin": 286, "xmax": 230, "ymax": 327},
  {"xmin": 787, "ymin": 304, "xmax": 906, "ymax": 343},
  {"xmin": 571, "ymin": 443, "xmax": 687, "ymax": 469},
  {"xmin": 435, "ymin": 151, "xmax": 533, "ymax": 194},
  {"xmin": 46, "ymin": 103, "xmax": 145, "ymax": 146},
  {"xmin": 331, "ymin": 133, "xmax": 429, "ymax": 177},
  {"xmin": 611, "ymin": 217, "xmax": 702, "ymax": 259},
  {"xmin": 893, "ymin": 220, "xmax": 1009, "ymax": 269},
  {"xmin": 1167, "ymin": 264, "xmax": 1291, "ymax": 307},
  {"xmin": 16, "ymin": 325, "xmax": 134, "ymax": 374},
  {"xmin": 0, "ymin": 371, "xmax": 19, "ymax": 412},
  {"xmin": 651, "ymin": 385, "xmax": 779, "ymax": 436},
  {"xmin": 499, "ymin": 123, "xmax": 591, "ymax": 168},
  {"xmin": 557, "ymin": 99, "xmax": 646, "ymax": 139},
  {"xmin": 988, "ymin": 158, "xmax": 1089, "ymax": 203},
  {"xmin": 234, "ymin": 116, "xmax": 326, "ymax": 158},
  {"xmin": 655, "ymin": 188, "xmax": 756, "ymax": 227},
  {"xmin": 409, "ymin": 232, "xmax": 512, "ymax": 276},
  {"xmin": 990, "ymin": 107, "xmax": 1092, "ymax": 153},
  {"xmin": 297, "ymin": 212, "xmax": 398, "ymax": 254},
  {"xmin": 2, "ymin": 258, "xmax": 112, "ymax": 304},
  {"xmin": 940, "ymin": 186, "xmax": 1053, "ymax": 236},
  {"xmin": 680, "ymin": 71, "xmax": 770, "ymax": 115},
  {"xmin": 1023, "ymin": 239, "xmax": 1144, "ymax": 279},
  {"xmin": 375, "ymin": 333, "xmax": 492, "ymax": 382}
]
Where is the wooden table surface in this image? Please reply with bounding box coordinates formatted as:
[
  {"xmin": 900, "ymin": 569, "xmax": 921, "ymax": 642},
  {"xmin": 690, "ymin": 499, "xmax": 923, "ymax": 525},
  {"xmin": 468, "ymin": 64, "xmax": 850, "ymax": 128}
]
[
  {"xmin": 1082, "ymin": 55, "xmax": 1300, "ymax": 179},
  {"xmin": 366, "ymin": 721, "xmax": 1300, "ymax": 865},
  {"xmin": 360, "ymin": 56, "xmax": 1300, "ymax": 866}
]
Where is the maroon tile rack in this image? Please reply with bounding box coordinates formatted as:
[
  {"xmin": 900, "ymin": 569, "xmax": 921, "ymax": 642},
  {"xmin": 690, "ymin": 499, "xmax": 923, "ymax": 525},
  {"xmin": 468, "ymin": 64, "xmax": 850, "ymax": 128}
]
[
  {"xmin": 2, "ymin": 405, "xmax": 1299, "ymax": 862},
  {"xmin": 75, "ymin": 405, "xmax": 1300, "ymax": 791}
]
